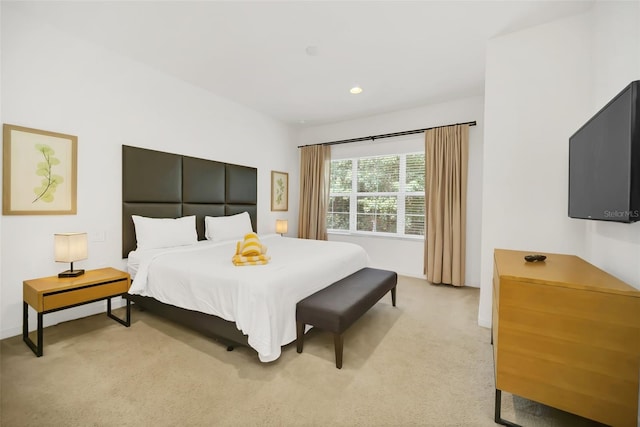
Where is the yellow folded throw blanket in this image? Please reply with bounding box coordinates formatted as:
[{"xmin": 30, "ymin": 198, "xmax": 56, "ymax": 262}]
[{"xmin": 232, "ymin": 232, "xmax": 271, "ymax": 266}]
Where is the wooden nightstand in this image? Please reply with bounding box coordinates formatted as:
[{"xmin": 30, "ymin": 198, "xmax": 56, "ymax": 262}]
[{"xmin": 23, "ymin": 267, "xmax": 131, "ymax": 357}]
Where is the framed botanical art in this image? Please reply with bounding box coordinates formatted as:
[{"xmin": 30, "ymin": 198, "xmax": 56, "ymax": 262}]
[
  {"xmin": 271, "ymin": 170, "xmax": 288, "ymax": 211},
  {"xmin": 3, "ymin": 124, "xmax": 78, "ymax": 215}
]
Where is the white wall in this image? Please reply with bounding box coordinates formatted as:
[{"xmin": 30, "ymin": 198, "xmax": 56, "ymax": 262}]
[
  {"xmin": 0, "ymin": 5, "xmax": 299, "ymax": 339},
  {"xmin": 0, "ymin": 3, "xmax": 3, "ymax": 338},
  {"xmin": 580, "ymin": 7, "xmax": 640, "ymax": 424},
  {"xmin": 583, "ymin": 1, "xmax": 640, "ymax": 287},
  {"xmin": 297, "ymin": 96, "xmax": 484, "ymax": 285},
  {"xmin": 479, "ymin": 3, "xmax": 640, "ymax": 328}
]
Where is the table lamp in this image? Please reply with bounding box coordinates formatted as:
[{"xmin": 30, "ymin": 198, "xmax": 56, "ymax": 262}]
[
  {"xmin": 275, "ymin": 219, "xmax": 288, "ymax": 236},
  {"xmin": 55, "ymin": 232, "xmax": 88, "ymax": 278}
]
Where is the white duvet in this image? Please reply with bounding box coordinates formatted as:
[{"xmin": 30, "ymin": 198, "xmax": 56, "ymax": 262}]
[{"xmin": 128, "ymin": 235, "xmax": 369, "ymax": 362}]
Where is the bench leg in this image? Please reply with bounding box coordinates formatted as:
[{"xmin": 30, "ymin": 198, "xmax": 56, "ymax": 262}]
[
  {"xmin": 391, "ymin": 286, "xmax": 396, "ymax": 307},
  {"xmin": 334, "ymin": 333, "xmax": 343, "ymax": 369},
  {"xmin": 296, "ymin": 321, "xmax": 305, "ymax": 353}
]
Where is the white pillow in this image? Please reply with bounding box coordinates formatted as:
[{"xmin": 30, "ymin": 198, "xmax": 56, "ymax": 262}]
[
  {"xmin": 205, "ymin": 211, "xmax": 253, "ymax": 242},
  {"xmin": 132, "ymin": 215, "xmax": 198, "ymax": 250}
]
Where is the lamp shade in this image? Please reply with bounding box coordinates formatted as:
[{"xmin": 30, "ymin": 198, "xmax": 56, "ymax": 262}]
[
  {"xmin": 54, "ymin": 233, "xmax": 88, "ymax": 263},
  {"xmin": 275, "ymin": 219, "xmax": 288, "ymax": 235}
]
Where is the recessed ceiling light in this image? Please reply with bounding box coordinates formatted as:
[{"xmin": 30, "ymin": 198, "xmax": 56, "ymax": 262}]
[{"xmin": 350, "ymin": 86, "xmax": 363, "ymax": 94}]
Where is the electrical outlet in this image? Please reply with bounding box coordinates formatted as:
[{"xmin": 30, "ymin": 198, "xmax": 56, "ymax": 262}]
[{"xmin": 90, "ymin": 231, "xmax": 106, "ymax": 242}]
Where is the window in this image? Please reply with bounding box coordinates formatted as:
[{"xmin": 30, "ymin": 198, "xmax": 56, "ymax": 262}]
[{"xmin": 328, "ymin": 153, "xmax": 425, "ymax": 237}]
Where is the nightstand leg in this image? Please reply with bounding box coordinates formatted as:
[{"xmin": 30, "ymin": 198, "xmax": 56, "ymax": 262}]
[
  {"xmin": 126, "ymin": 297, "xmax": 131, "ymax": 325},
  {"xmin": 107, "ymin": 295, "xmax": 131, "ymax": 327},
  {"xmin": 495, "ymin": 389, "xmax": 521, "ymax": 427},
  {"xmin": 22, "ymin": 302, "xmax": 43, "ymax": 357},
  {"xmin": 37, "ymin": 313, "xmax": 43, "ymax": 355},
  {"xmin": 22, "ymin": 301, "xmax": 28, "ymax": 339}
]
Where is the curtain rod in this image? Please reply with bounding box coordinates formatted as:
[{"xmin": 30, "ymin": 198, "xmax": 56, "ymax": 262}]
[{"xmin": 297, "ymin": 120, "xmax": 477, "ymax": 148}]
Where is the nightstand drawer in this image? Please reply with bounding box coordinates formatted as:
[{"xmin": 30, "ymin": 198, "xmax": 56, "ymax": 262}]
[{"xmin": 43, "ymin": 279, "xmax": 129, "ymax": 311}]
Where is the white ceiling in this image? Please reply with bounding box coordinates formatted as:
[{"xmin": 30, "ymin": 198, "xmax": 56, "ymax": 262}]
[{"xmin": 14, "ymin": 1, "xmax": 594, "ymax": 126}]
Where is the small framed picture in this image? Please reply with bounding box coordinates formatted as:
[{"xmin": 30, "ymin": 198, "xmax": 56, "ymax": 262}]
[
  {"xmin": 3, "ymin": 124, "xmax": 78, "ymax": 215},
  {"xmin": 271, "ymin": 170, "xmax": 288, "ymax": 212}
]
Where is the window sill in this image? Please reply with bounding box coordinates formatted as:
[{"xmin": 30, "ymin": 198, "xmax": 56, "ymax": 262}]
[{"xmin": 327, "ymin": 230, "xmax": 424, "ymax": 242}]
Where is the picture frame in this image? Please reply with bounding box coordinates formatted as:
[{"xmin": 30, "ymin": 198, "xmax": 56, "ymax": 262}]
[
  {"xmin": 3, "ymin": 124, "xmax": 78, "ymax": 215},
  {"xmin": 271, "ymin": 170, "xmax": 288, "ymax": 212}
]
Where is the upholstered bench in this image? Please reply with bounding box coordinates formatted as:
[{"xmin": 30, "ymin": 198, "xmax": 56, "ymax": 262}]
[{"xmin": 296, "ymin": 267, "xmax": 398, "ymax": 369}]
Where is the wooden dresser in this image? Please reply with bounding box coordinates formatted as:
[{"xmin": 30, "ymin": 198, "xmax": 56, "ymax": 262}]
[{"xmin": 492, "ymin": 249, "xmax": 640, "ymax": 427}]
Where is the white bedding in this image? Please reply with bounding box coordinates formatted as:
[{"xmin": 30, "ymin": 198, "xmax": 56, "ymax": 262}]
[{"xmin": 128, "ymin": 234, "xmax": 369, "ymax": 362}]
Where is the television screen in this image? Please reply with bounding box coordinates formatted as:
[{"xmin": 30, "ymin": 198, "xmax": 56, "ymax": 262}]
[{"xmin": 568, "ymin": 80, "xmax": 639, "ymax": 223}]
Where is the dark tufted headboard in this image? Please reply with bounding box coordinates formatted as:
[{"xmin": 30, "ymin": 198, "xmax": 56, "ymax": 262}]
[{"xmin": 122, "ymin": 145, "xmax": 257, "ymax": 257}]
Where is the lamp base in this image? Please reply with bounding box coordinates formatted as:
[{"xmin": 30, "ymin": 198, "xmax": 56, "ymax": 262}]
[{"xmin": 58, "ymin": 269, "xmax": 85, "ymax": 278}]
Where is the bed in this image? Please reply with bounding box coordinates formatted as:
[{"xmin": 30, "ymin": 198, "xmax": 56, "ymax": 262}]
[{"xmin": 122, "ymin": 146, "xmax": 368, "ymax": 362}]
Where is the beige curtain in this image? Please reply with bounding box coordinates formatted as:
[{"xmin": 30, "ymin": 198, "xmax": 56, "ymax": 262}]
[
  {"xmin": 298, "ymin": 145, "xmax": 331, "ymax": 240},
  {"xmin": 424, "ymin": 124, "xmax": 469, "ymax": 286}
]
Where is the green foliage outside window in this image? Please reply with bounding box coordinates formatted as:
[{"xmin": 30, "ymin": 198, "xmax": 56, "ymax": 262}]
[
  {"xmin": 405, "ymin": 195, "xmax": 425, "ymax": 235},
  {"xmin": 330, "ymin": 159, "xmax": 352, "ymax": 192},
  {"xmin": 328, "ymin": 153, "xmax": 425, "ymax": 236},
  {"xmin": 406, "ymin": 153, "xmax": 425, "ymax": 192},
  {"xmin": 357, "ymin": 196, "xmax": 397, "ymax": 232},
  {"xmin": 405, "ymin": 153, "xmax": 425, "ymax": 235},
  {"xmin": 357, "ymin": 156, "xmax": 399, "ymax": 192},
  {"xmin": 328, "ymin": 196, "xmax": 350, "ymax": 230},
  {"xmin": 328, "ymin": 160, "xmax": 352, "ymax": 230}
]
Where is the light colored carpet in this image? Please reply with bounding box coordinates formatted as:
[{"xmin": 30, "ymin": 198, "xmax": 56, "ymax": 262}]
[{"xmin": 1, "ymin": 276, "xmax": 606, "ymax": 426}]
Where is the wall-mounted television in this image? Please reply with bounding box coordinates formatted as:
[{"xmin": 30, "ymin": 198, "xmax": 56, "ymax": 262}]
[{"xmin": 568, "ymin": 80, "xmax": 639, "ymax": 223}]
